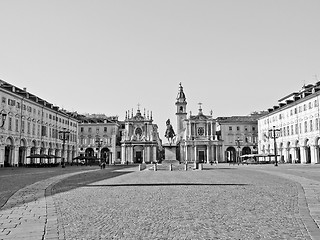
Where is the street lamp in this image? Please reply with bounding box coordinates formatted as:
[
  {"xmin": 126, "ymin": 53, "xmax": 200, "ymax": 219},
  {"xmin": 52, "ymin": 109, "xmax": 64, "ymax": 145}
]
[
  {"xmin": 95, "ymin": 138, "xmax": 103, "ymax": 160},
  {"xmin": 59, "ymin": 127, "xmax": 70, "ymax": 168},
  {"xmin": 235, "ymin": 137, "xmax": 242, "ymax": 165},
  {"xmin": 269, "ymin": 126, "xmax": 280, "ymax": 166},
  {"xmin": 0, "ymin": 111, "xmax": 7, "ymax": 128}
]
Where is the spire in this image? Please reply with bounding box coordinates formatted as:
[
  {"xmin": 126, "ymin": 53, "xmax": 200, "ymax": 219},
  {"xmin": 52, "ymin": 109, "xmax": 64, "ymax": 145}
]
[
  {"xmin": 176, "ymin": 82, "xmax": 186, "ymax": 102},
  {"xmin": 198, "ymin": 102, "xmax": 203, "ymax": 115}
]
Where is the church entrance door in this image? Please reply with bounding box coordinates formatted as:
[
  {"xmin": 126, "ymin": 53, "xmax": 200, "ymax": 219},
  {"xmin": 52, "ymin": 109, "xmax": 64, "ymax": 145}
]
[
  {"xmin": 199, "ymin": 151, "xmax": 205, "ymax": 163},
  {"xmin": 136, "ymin": 151, "xmax": 142, "ymax": 163}
]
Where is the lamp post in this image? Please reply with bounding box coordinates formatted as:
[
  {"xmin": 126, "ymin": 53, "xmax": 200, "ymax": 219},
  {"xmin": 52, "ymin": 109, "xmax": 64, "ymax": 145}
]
[
  {"xmin": 235, "ymin": 137, "xmax": 242, "ymax": 165},
  {"xmin": 0, "ymin": 111, "xmax": 7, "ymax": 128},
  {"xmin": 59, "ymin": 127, "xmax": 70, "ymax": 168},
  {"xmin": 269, "ymin": 126, "xmax": 280, "ymax": 166},
  {"xmin": 95, "ymin": 138, "xmax": 103, "ymax": 162}
]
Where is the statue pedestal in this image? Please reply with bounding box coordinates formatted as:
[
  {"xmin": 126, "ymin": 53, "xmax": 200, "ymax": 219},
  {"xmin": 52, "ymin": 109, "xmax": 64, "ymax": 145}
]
[{"xmin": 163, "ymin": 143, "xmax": 179, "ymax": 165}]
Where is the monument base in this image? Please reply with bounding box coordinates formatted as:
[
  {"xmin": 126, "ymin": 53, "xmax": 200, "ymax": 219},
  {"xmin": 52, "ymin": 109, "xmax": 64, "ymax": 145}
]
[{"xmin": 163, "ymin": 143, "xmax": 179, "ymax": 165}]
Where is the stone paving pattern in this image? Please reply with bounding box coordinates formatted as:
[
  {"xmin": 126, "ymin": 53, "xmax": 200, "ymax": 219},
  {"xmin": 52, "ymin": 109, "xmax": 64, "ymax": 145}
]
[
  {"xmin": 1, "ymin": 164, "xmax": 320, "ymax": 239},
  {"xmin": 0, "ymin": 169, "xmax": 99, "ymax": 240}
]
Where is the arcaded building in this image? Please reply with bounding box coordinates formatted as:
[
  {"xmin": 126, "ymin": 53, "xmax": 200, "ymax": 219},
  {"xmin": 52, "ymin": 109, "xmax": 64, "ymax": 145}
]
[
  {"xmin": 0, "ymin": 80, "xmax": 78, "ymax": 167},
  {"xmin": 258, "ymin": 82, "xmax": 320, "ymax": 164},
  {"xmin": 77, "ymin": 114, "xmax": 120, "ymax": 164},
  {"xmin": 216, "ymin": 113, "xmax": 263, "ymax": 163}
]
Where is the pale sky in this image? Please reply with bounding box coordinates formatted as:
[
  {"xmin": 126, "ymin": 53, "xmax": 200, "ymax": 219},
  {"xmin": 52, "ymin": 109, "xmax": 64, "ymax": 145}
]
[{"xmin": 1, "ymin": 0, "xmax": 320, "ymax": 137}]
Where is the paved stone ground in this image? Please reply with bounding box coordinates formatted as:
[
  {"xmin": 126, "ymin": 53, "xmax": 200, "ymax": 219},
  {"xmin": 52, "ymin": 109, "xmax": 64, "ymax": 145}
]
[
  {"xmin": 1, "ymin": 164, "xmax": 320, "ymax": 240},
  {"xmin": 52, "ymin": 164, "xmax": 320, "ymax": 240}
]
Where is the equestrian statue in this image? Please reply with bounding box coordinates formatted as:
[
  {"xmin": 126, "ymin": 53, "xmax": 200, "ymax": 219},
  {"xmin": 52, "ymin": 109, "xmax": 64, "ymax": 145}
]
[{"xmin": 165, "ymin": 119, "xmax": 176, "ymax": 145}]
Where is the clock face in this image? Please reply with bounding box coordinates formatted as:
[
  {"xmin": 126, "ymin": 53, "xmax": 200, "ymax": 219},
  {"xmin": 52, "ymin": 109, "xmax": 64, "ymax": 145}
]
[
  {"xmin": 198, "ymin": 127, "xmax": 204, "ymax": 136},
  {"xmin": 135, "ymin": 127, "xmax": 142, "ymax": 136}
]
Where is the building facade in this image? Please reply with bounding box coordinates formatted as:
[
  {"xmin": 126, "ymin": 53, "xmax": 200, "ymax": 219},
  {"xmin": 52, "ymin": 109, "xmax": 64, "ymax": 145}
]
[
  {"xmin": 216, "ymin": 114, "xmax": 262, "ymax": 163},
  {"xmin": 77, "ymin": 114, "xmax": 120, "ymax": 164},
  {"xmin": 0, "ymin": 80, "xmax": 78, "ymax": 167},
  {"xmin": 258, "ymin": 82, "xmax": 320, "ymax": 164},
  {"xmin": 175, "ymin": 83, "xmax": 223, "ymax": 163},
  {"xmin": 121, "ymin": 108, "xmax": 160, "ymax": 164}
]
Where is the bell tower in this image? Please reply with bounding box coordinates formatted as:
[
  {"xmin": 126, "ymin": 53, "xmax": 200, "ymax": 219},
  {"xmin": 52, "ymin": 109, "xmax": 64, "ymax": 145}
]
[{"xmin": 175, "ymin": 82, "xmax": 187, "ymax": 136}]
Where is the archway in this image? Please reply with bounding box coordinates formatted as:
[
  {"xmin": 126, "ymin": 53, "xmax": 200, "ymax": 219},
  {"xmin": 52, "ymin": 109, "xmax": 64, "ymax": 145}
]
[
  {"xmin": 85, "ymin": 148, "xmax": 94, "ymax": 157},
  {"xmin": 18, "ymin": 139, "xmax": 27, "ymax": 166},
  {"xmin": 4, "ymin": 137, "xmax": 14, "ymax": 167},
  {"xmin": 242, "ymin": 146, "xmax": 251, "ymax": 155},
  {"xmin": 101, "ymin": 147, "xmax": 110, "ymax": 164},
  {"xmin": 225, "ymin": 146, "xmax": 236, "ymax": 163}
]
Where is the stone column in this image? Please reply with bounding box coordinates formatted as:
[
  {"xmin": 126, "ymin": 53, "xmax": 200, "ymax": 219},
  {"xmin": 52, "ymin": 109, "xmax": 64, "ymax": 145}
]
[
  {"xmin": 310, "ymin": 145, "xmax": 318, "ymax": 164},
  {"xmin": 148, "ymin": 146, "xmax": 151, "ymax": 163},
  {"xmin": 185, "ymin": 144, "xmax": 188, "ymax": 162},
  {"xmin": 14, "ymin": 147, "xmax": 19, "ymax": 167},
  {"xmin": 25, "ymin": 147, "xmax": 31, "ymax": 165},
  {"xmin": 143, "ymin": 147, "xmax": 145, "ymax": 163},
  {"xmin": 131, "ymin": 146, "xmax": 134, "ymax": 163},
  {"xmin": 300, "ymin": 146, "xmax": 306, "ymax": 164},
  {"xmin": 194, "ymin": 145, "xmax": 197, "ymax": 163},
  {"xmin": 121, "ymin": 145, "xmax": 126, "ymax": 164},
  {"xmin": 291, "ymin": 147, "xmax": 297, "ymax": 164},
  {"xmin": 206, "ymin": 145, "xmax": 210, "ymax": 164},
  {"xmin": 0, "ymin": 145, "xmax": 5, "ymax": 167},
  {"xmin": 153, "ymin": 146, "xmax": 157, "ymax": 162}
]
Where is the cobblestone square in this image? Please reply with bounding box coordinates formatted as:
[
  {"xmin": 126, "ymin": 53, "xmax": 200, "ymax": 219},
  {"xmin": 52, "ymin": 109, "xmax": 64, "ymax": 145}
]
[{"xmin": 1, "ymin": 164, "xmax": 320, "ymax": 239}]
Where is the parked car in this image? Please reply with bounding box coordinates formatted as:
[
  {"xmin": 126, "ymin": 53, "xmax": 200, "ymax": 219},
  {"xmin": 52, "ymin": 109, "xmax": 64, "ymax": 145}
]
[{"xmin": 241, "ymin": 158, "xmax": 256, "ymax": 165}]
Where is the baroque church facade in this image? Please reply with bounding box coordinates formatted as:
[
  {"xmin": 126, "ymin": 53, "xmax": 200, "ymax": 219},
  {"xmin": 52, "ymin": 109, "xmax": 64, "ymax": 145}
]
[{"xmin": 175, "ymin": 83, "xmax": 223, "ymax": 163}]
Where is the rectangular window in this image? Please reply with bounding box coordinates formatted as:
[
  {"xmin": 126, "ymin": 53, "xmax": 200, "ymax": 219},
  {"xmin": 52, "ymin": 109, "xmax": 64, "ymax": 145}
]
[
  {"xmin": 37, "ymin": 124, "xmax": 40, "ymax": 136},
  {"xmin": 283, "ymin": 127, "xmax": 286, "ymax": 137},
  {"xmin": 310, "ymin": 120, "xmax": 313, "ymax": 132},
  {"xmin": 32, "ymin": 123, "xmax": 35, "ymax": 135},
  {"xmin": 27, "ymin": 122, "xmax": 30, "ymax": 134},
  {"xmin": 88, "ymin": 127, "xmax": 92, "ymax": 132},
  {"xmin": 104, "ymin": 127, "xmax": 107, "ymax": 132},
  {"xmin": 15, "ymin": 119, "xmax": 19, "ymax": 132},
  {"xmin": 21, "ymin": 120, "xmax": 25, "ymax": 133},
  {"xmin": 80, "ymin": 127, "xmax": 84, "ymax": 132},
  {"xmin": 41, "ymin": 126, "xmax": 47, "ymax": 136},
  {"xmin": 237, "ymin": 126, "xmax": 240, "ymax": 131},
  {"xmin": 295, "ymin": 124, "xmax": 298, "ymax": 134},
  {"xmin": 309, "ymin": 102, "xmax": 312, "ymax": 109},
  {"xmin": 287, "ymin": 126, "xmax": 290, "ymax": 136},
  {"xmin": 2, "ymin": 97, "xmax": 6, "ymax": 103},
  {"xmin": 305, "ymin": 121, "xmax": 308, "ymax": 133},
  {"xmin": 8, "ymin": 117, "xmax": 12, "ymax": 131},
  {"xmin": 229, "ymin": 126, "xmax": 232, "ymax": 131},
  {"xmin": 316, "ymin": 118, "xmax": 319, "ymax": 131},
  {"xmin": 299, "ymin": 123, "xmax": 302, "ymax": 134},
  {"xmin": 291, "ymin": 125, "xmax": 294, "ymax": 135}
]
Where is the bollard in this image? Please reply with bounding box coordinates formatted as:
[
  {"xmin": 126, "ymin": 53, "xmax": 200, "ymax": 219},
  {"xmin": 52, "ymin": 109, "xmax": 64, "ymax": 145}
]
[
  {"xmin": 185, "ymin": 163, "xmax": 188, "ymax": 171},
  {"xmin": 194, "ymin": 162, "xmax": 198, "ymax": 169},
  {"xmin": 199, "ymin": 163, "xmax": 203, "ymax": 170},
  {"xmin": 169, "ymin": 164, "xmax": 172, "ymax": 171},
  {"xmin": 154, "ymin": 163, "xmax": 157, "ymax": 171},
  {"xmin": 139, "ymin": 164, "xmax": 141, "ymax": 171}
]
